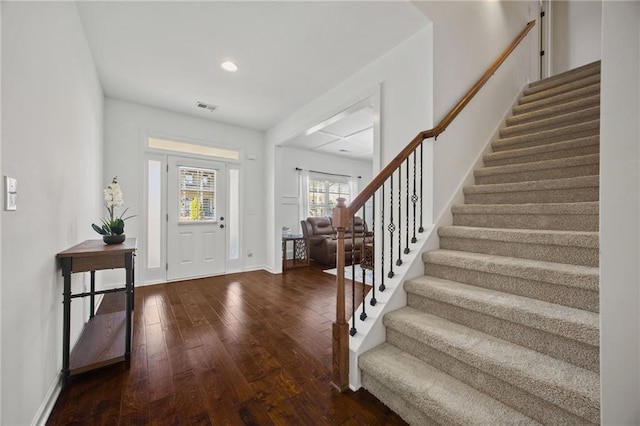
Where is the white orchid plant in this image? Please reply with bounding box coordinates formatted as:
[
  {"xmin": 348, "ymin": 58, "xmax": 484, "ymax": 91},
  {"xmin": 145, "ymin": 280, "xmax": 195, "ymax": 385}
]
[{"xmin": 92, "ymin": 177, "xmax": 135, "ymax": 236}]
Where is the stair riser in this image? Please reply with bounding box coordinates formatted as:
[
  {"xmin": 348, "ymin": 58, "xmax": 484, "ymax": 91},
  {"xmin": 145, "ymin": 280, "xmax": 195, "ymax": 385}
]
[
  {"xmin": 407, "ymin": 294, "xmax": 599, "ymax": 372},
  {"xmin": 360, "ymin": 375, "xmax": 436, "ymax": 426},
  {"xmin": 513, "ymin": 84, "xmax": 600, "ymax": 116},
  {"xmin": 500, "ymin": 107, "xmax": 600, "ymax": 139},
  {"xmin": 439, "ymin": 236, "xmax": 598, "ymax": 267},
  {"xmin": 526, "ymin": 62, "xmax": 600, "ymax": 92},
  {"xmin": 452, "ymin": 212, "xmax": 598, "ymax": 232},
  {"xmin": 464, "ymin": 187, "xmax": 599, "ymax": 205},
  {"xmin": 484, "ymin": 142, "xmax": 599, "ymax": 167},
  {"xmin": 492, "ymin": 122, "xmax": 599, "ymax": 153},
  {"xmin": 475, "ymin": 164, "xmax": 599, "ymax": 185},
  {"xmin": 386, "ymin": 329, "xmax": 597, "ymax": 425},
  {"xmin": 519, "ymin": 74, "xmax": 600, "ymax": 105},
  {"xmin": 422, "ymin": 262, "xmax": 599, "ymax": 313},
  {"xmin": 506, "ymin": 96, "xmax": 600, "ymax": 127}
]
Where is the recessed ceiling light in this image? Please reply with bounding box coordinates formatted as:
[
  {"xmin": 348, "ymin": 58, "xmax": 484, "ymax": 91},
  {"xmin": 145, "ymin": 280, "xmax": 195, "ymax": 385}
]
[{"xmin": 221, "ymin": 61, "xmax": 239, "ymax": 72}]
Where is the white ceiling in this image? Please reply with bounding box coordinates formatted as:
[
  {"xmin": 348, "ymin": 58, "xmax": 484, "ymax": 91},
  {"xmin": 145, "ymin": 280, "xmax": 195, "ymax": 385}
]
[
  {"xmin": 76, "ymin": 1, "xmax": 429, "ymax": 132},
  {"xmin": 284, "ymin": 101, "xmax": 375, "ymax": 162}
]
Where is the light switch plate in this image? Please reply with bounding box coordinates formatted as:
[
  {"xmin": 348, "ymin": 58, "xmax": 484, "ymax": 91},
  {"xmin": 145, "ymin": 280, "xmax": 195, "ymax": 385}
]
[{"xmin": 5, "ymin": 176, "xmax": 17, "ymax": 211}]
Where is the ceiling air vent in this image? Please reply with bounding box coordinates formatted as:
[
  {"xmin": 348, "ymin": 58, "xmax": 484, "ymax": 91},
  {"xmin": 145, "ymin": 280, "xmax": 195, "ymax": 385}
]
[{"xmin": 196, "ymin": 101, "xmax": 218, "ymax": 112}]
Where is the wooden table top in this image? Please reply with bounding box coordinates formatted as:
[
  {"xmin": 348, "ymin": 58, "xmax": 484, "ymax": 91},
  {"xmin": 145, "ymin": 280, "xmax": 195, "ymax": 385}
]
[{"xmin": 57, "ymin": 238, "xmax": 137, "ymax": 258}]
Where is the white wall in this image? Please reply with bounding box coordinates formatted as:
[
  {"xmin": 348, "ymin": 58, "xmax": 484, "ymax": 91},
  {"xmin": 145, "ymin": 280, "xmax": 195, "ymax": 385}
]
[
  {"xmin": 1, "ymin": 3, "xmax": 104, "ymax": 424},
  {"xmin": 414, "ymin": 0, "xmax": 539, "ymax": 221},
  {"xmin": 551, "ymin": 0, "xmax": 602, "ymax": 76},
  {"xmin": 104, "ymin": 99, "xmax": 267, "ymax": 279},
  {"xmin": 266, "ymin": 26, "xmax": 433, "ymax": 272},
  {"xmin": 599, "ymin": 2, "xmax": 640, "ymax": 423},
  {"xmin": 279, "ymin": 147, "xmax": 372, "ymax": 234},
  {"xmin": 0, "ymin": 2, "xmax": 3, "ymax": 421}
]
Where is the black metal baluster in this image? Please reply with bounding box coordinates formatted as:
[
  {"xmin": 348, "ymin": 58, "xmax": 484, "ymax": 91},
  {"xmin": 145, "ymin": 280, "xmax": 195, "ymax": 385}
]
[
  {"xmin": 404, "ymin": 158, "xmax": 410, "ymax": 255},
  {"xmin": 380, "ymin": 185, "xmax": 386, "ymax": 291},
  {"xmin": 411, "ymin": 150, "xmax": 418, "ymax": 243},
  {"xmin": 350, "ymin": 213, "xmax": 357, "ymax": 336},
  {"xmin": 370, "ymin": 193, "xmax": 377, "ymax": 306},
  {"xmin": 348, "ymin": 217, "xmax": 358, "ymax": 336},
  {"xmin": 419, "ymin": 142, "xmax": 424, "ymax": 233},
  {"xmin": 388, "ymin": 175, "xmax": 395, "ymax": 278},
  {"xmin": 396, "ymin": 167, "xmax": 403, "ymax": 267},
  {"xmin": 359, "ymin": 211, "xmax": 367, "ymax": 321}
]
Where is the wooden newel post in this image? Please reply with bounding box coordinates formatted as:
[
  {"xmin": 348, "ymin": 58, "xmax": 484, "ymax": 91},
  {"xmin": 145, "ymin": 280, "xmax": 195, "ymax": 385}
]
[{"xmin": 331, "ymin": 197, "xmax": 350, "ymax": 391}]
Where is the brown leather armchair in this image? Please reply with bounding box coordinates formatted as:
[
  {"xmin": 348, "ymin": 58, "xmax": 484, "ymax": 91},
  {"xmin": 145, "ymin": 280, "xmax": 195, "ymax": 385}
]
[{"xmin": 301, "ymin": 216, "xmax": 372, "ymax": 266}]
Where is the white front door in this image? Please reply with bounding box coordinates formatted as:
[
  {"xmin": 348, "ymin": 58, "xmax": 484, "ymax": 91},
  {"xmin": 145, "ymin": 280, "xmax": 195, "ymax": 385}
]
[{"xmin": 167, "ymin": 155, "xmax": 226, "ymax": 280}]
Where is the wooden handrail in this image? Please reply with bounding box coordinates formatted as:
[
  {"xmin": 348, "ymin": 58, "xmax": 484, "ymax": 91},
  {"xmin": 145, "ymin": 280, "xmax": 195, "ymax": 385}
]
[{"xmin": 347, "ymin": 20, "xmax": 535, "ymax": 216}]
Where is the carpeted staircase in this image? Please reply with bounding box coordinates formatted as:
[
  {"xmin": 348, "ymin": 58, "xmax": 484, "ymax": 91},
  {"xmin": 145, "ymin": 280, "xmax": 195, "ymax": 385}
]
[{"xmin": 359, "ymin": 61, "xmax": 601, "ymax": 425}]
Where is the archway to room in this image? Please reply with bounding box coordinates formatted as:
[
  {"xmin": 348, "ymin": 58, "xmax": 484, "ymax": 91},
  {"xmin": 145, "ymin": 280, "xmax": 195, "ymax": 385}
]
[{"xmin": 276, "ymin": 95, "xmax": 378, "ymax": 269}]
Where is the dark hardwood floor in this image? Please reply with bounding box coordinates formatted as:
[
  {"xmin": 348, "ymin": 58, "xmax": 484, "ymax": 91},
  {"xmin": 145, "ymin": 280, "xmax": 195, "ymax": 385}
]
[{"xmin": 46, "ymin": 264, "xmax": 406, "ymax": 425}]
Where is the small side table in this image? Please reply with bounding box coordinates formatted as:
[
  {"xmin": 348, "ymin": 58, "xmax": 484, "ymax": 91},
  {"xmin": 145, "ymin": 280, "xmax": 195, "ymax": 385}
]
[
  {"xmin": 282, "ymin": 235, "xmax": 309, "ymax": 271},
  {"xmin": 56, "ymin": 238, "xmax": 137, "ymax": 387}
]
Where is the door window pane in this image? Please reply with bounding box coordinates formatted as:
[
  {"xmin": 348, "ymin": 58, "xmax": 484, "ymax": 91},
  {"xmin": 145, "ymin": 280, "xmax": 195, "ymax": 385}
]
[{"xmin": 179, "ymin": 166, "xmax": 217, "ymax": 222}]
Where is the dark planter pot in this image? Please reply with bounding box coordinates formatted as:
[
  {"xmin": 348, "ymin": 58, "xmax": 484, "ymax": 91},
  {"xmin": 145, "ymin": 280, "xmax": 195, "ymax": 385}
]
[{"xmin": 103, "ymin": 234, "xmax": 126, "ymax": 245}]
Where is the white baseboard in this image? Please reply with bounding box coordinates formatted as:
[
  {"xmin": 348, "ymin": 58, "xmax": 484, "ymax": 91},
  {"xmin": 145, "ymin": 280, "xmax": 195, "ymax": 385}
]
[
  {"xmin": 31, "ymin": 375, "xmax": 61, "ymax": 426},
  {"xmin": 242, "ymin": 265, "xmax": 270, "ymax": 273}
]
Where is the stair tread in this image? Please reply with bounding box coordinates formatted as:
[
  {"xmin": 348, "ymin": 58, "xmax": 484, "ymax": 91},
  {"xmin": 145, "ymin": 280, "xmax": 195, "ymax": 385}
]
[
  {"xmin": 520, "ymin": 74, "xmax": 601, "ymax": 105},
  {"xmin": 464, "ymin": 175, "xmax": 599, "ymax": 194},
  {"xmin": 513, "ymin": 83, "xmax": 600, "ymax": 116},
  {"xmin": 524, "ymin": 67, "xmax": 600, "ymax": 97},
  {"xmin": 493, "ymin": 120, "xmax": 599, "ymax": 151},
  {"xmin": 527, "ymin": 60, "xmax": 600, "ymax": 90},
  {"xmin": 476, "ymin": 154, "xmax": 599, "ymax": 177},
  {"xmin": 452, "ymin": 201, "xmax": 599, "ymax": 215},
  {"xmin": 405, "ymin": 276, "xmax": 599, "ymax": 346},
  {"xmin": 438, "ymin": 225, "xmax": 598, "ymax": 248},
  {"xmin": 500, "ymin": 106, "xmax": 600, "ymax": 138},
  {"xmin": 359, "ymin": 343, "xmax": 539, "ymax": 425},
  {"xmin": 384, "ymin": 308, "xmax": 600, "ymax": 417},
  {"xmin": 484, "ymin": 135, "xmax": 599, "ymax": 164},
  {"xmin": 422, "ymin": 249, "xmax": 598, "ymax": 291},
  {"xmin": 508, "ymin": 94, "xmax": 600, "ymax": 126},
  {"xmin": 422, "ymin": 249, "xmax": 599, "ymax": 291}
]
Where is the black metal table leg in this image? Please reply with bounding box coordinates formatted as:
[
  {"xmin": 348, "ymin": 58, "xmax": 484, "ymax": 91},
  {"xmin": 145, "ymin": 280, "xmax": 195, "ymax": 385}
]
[
  {"xmin": 61, "ymin": 258, "xmax": 72, "ymax": 388},
  {"xmin": 131, "ymin": 254, "xmax": 136, "ymax": 312},
  {"xmin": 89, "ymin": 271, "xmax": 95, "ymax": 318},
  {"xmin": 124, "ymin": 252, "xmax": 134, "ymax": 361}
]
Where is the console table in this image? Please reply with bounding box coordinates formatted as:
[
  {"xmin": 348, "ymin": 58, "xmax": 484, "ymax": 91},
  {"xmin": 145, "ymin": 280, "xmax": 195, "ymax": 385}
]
[{"xmin": 56, "ymin": 238, "xmax": 136, "ymax": 386}]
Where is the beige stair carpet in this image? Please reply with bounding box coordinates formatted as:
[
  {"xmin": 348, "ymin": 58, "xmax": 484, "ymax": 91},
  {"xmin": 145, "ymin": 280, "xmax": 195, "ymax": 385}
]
[{"xmin": 359, "ymin": 60, "xmax": 601, "ymax": 425}]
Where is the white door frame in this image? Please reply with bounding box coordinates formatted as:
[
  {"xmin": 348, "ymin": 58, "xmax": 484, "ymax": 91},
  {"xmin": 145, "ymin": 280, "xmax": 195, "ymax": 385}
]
[
  {"xmin": 540, "ymin": 0, "xmax": 552, "ymax": 79},
  {"xmin": 140, "ymin": 140, "xmax": 243, "ymax": 284}
]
